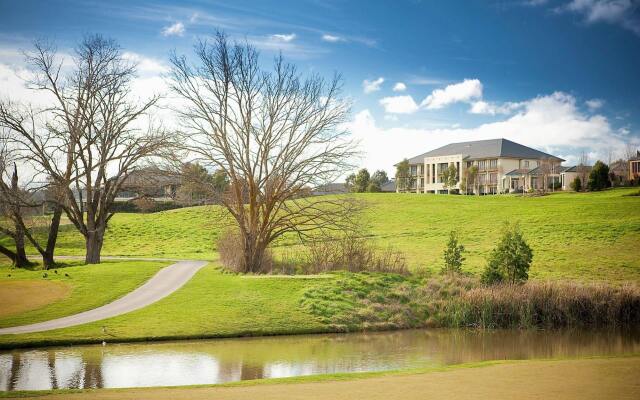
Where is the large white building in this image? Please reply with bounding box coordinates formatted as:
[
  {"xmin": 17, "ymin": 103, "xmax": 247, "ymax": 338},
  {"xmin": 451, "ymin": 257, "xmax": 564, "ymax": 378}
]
[{"xmin": 398, "ymin": 138, "xmax": 565, "ymax": 194}]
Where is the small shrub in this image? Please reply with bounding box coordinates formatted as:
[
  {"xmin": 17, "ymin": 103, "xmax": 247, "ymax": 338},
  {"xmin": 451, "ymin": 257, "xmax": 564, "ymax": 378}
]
[
  {"xmin": 442, "ymin": 231, "xmax": 465, "ymax": 274},
  {"xmin": 481, "ymin": 222, "xmax": 533, "ymax": 284},
  {"xmin": 304, "ymin": 236, "xmax": 408, "ymax": 275},
  {"xmin": 570, "ymin": 176, "xmax": 582, "ymax": 192}
]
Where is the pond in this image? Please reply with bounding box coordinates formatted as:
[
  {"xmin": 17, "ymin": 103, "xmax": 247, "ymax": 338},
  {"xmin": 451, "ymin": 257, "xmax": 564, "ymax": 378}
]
[{"xmin": 1, "ymin": 328, "xmax": 639, "ymax": 391}]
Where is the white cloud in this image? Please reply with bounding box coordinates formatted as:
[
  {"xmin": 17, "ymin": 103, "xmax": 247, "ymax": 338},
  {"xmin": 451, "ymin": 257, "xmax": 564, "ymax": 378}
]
[
  {"xmin": 469, "ymin": 100, "xmax": 525, "ymax": 115},
  {"xmin": 563, "ymin": 0, "xmax": 640, "ymax": 35},
  {"xmin": 585, "ymin": 98, "xmax": 604, "ymax": 110},
  {"xmin": 421, "ymin": 79, "xmax": 483, "ymax": 109},
  {"xmin": 379, "ymin": 95, "xmax": 419, "ymax": 114},
  {"xmin": 346, "ymin": 91, "xmax": 634, "ymax": 174},
  {"xmin": 321, "ymin": 34, "xmax": 344, "ymax": 42},
  {"xmin": 122, "ymin": 52, "xmax": 169, "ymax": 74},
  {"xmin": 362, "ymin": 77, "xmax": 384, "ymax": 94},
  {"xmin": 162, "ymin": 22, "xmax": 185, "ymax": 37},
  {"xmin": 392, "ymin": 82, "xmax": 407, "ymax": 92},
  {"xmin": 270, "ymin": 33, "xmax": 296, "ymax": 42}
]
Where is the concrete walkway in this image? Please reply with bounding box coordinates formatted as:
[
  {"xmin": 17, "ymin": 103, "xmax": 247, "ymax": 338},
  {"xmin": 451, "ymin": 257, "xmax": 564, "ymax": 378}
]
[{"xmin": 0, "ymin": 260, "xmax": 207, "ymax": 335}]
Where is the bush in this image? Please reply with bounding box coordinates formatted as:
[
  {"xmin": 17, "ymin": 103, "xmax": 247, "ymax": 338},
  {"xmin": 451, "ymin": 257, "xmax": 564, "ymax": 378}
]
[
  {"xmin": 217, "ymin": 230, "xmax": 273, "ymax": 273},
  {"xmin": 481, "ymin": 223, "xmax": 533, "ymax": 284},
  {"xmin": 587, "ymin": 160, "xmax": 610, "ymax": 191},
  {"xmin": 304, "ymin": 235, "xmax": 408, "ymax": 275},
  {"xmin": 442, "ymin": 231, "xmax": 465, "ymax": 274},
  {"xmin": 570, "ymin": 176, "xmax": 582, "ymax": 192}
]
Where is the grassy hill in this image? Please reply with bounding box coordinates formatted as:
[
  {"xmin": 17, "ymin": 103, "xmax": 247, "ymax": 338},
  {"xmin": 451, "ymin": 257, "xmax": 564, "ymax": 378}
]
[{"xmin": 2, "ymin": 188, "xmax": 640, "ymax": 281}]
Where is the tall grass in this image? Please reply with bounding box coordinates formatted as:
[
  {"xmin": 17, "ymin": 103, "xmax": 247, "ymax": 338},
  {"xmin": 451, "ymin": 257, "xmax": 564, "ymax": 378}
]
[
  {"xmin": 441, "ymin": 281, "xmax": 640, "ymax": 329},
  {"xmin": 302, "ymin": 273, "xmax": 640, "ymax": 331}
]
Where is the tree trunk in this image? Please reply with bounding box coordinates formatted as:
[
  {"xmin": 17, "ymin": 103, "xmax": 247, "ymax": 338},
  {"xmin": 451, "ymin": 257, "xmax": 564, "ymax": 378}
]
[
  {"xmin": 85, "ymin": 228, "xmax": 105, "ymax": 264},
  {"xmin": 0, "ymin": 240, "xmax": 31, "ymax": 268},
  {"xmin": 41, "ymin": 205, "xmax": 63, "ymax": 270}
]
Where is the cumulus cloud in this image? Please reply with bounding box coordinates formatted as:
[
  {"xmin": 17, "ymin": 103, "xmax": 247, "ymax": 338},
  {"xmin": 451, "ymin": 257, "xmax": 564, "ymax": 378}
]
[
  {"xmin": 270, "ymin": 33, "xmax": 296, "ymax": 42},
  {"xmin": 162, "ymin": 22, "xmax": 185, "ymax": 37},
  {"xmin": 469, "ymin": 100, "xmax": 525, "ymax": 115},
  {"xmin": 379, "ymin": 95, "xmax": 419, "ymax": 114},
  {"xmin": 585, "ymin": 98, "xmax": 604, "ymax": 110},
  {"xmin": 321, "ymin": 34, "xmax": 344, "ymax": 42},
  {"xmin": 363, "ymin": 77, "xmax": 384, "ymax": 94},
  {"xmin": 122, "ymin": 52, "xmax": 169, "ymax": 74},
  {"xmin": 563, "ymin": 0, "xmax": 640, "ymax": 35},
  {"xmin": 346, "ymin": 91, "xmax": 635, "ymax": 173},
  {"xmin": 393, "ymin": 82, "xmax": 407, "ymax": 92},
  {"xmin": 421, "ymin": 79, "xmax": 483, "ymax": 109}
]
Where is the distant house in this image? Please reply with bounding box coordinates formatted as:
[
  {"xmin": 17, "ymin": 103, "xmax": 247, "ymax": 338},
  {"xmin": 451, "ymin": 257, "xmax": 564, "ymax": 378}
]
[
  {"xmin": 397, "ymin": 138, "xmax": 564, "ymax": 194},
  {"xmin": 630, "ymin": 151, "xmax": 640, "ymax": 182},
  {"xmin": 116, "ymin": 167, "xmax": 181, "ymax": 202},
  {"xmin": 559, "ymin": 165, "xmax": 592, "ymax": 190},
  {"xmin": 312, "ymin": 182, "xmax": 349, "ymax": 196}
]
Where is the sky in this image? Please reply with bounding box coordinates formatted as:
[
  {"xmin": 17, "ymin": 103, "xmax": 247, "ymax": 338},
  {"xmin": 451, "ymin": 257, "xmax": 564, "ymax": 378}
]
[{"xmin": 0, "ymin": 0, "xmax": 639, "ymax": 174}]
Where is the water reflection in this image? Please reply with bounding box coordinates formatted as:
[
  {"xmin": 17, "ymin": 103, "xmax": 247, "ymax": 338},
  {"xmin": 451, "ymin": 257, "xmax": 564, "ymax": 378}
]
[{"xmin": 1, "ymin": 329, "xmax": 638, "ymax": 391}]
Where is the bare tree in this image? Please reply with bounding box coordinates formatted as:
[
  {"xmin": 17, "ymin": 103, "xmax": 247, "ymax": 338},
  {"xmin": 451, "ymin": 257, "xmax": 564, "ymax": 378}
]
[
  {"xmin": 0, "ymin": 135, "xmax": 31, "ymax": 267},
  {"xmin": 577, "ymin": 151, "xmax": 590, "ymax": 190},
  {"xmin": 168, "ymin": 32, "xmax": 358, "ymax": 273},
  {"xmin": 1, "ymin": 36, "xmax": 168, "ymax": 264}
]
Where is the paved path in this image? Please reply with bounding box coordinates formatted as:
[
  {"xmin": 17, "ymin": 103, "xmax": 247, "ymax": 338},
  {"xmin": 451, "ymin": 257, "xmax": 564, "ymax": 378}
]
[{"xmin": 0, "ymin": 260, "xmax": 207, "ymax": 335}]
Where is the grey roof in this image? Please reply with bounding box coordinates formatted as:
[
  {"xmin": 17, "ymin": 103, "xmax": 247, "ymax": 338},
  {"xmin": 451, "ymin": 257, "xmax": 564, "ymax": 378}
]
[
  {"xmin": 380, "ymin": 180, "xmax": 396, "ymax": 192},
  {"xmin": 561, "ymin": 165, "xmax": 592, "ymax": 173},
  {"xmin": 404, "ymin": 138, "xmax": 564, "ymax": 164}
]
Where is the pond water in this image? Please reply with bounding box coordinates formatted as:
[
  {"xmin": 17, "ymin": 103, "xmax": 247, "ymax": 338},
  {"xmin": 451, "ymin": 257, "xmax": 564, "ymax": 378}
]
[{"xmin": 1, "ymin": 329, "xmax": 639, "ymax": 391}]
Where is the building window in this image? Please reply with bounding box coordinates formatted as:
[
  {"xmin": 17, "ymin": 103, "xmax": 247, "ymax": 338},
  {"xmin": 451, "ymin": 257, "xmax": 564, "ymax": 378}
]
[
  {"xmin": 410, "ymin": 165, "xmax": 417, "ymax": 176},
  {"xmin": 523, "ymin": 160, "xmax": 530, "ymax": 168},
  {"xmin": 489, "ymin": 159, "xmax": 497, "ymax": 169},
  {"xmin": 478, "ymin": 160, "xmax": 486, "ymax": 170},
  {"xmin": 489, "ymin": 173, "xmax": 497, "ymax": 184}
]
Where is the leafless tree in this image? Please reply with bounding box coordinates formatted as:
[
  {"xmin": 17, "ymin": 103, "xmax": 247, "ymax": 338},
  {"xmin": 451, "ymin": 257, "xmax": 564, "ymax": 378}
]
[
  {"xmin": 577, "ymin": 151, "xmax": 590, "ymax": 189},
  {"xmin": 1, "ymin": 36, "xmax": 169, "ymax": 264},
  {"xmin": 168, "ymin": 32, "xmax": 359, "ymax": 273},
  {"xmin": 0, "ymin": 135, "xmax": 32, "ymax": 267}
]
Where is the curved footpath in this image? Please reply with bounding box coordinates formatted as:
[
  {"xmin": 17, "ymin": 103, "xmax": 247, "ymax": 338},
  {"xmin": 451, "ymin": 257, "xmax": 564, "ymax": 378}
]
[{"xmin": 0, "ymin": 259, "xmax": 207, "ymax": 335}]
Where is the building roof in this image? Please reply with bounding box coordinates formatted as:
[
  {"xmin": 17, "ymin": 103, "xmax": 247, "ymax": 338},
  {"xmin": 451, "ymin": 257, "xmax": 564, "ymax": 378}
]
[
  {"xmin": 560, "ymin": 165, "xmax": 592, "ymax": 173},
  {"xmin": 404, "ymin": 138, "xmax": 564, "ymax": 164},
  {"xmin": 380, "ymin": 180, "xmax": 396, "ymax": 192}
]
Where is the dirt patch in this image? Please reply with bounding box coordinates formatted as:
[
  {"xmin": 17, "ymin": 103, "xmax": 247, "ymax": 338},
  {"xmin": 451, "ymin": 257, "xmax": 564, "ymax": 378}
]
[
  {"xmin": 18, "ymin": 357, "xmax": 640, "ymax": 400},
  {"xmin": 0, "ymin": 280, "xmax": 71, "ymax": 318}
]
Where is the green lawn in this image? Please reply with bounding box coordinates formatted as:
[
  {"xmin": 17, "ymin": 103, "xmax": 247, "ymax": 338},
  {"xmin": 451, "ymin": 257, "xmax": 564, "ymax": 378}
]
[
  {"xmin": 0, "ymin": 260, "xmax": 167, "ymax": 329},
  {"xmin": 0, "ymin": 188, "xmax": 639, "ymax": 348},
  {"xmin": 5, "ymin": 188, "xmax": 638, "ymax": 281},
  {"xmin": 0, "ymin": 265, "xmax": 330, "ymax": 348}
]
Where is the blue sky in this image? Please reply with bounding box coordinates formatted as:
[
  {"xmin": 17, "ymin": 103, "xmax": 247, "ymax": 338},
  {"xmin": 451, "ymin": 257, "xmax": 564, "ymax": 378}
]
[{"xmin": 0, "ymin": 0, "xmax": 639, "ymax": 172}]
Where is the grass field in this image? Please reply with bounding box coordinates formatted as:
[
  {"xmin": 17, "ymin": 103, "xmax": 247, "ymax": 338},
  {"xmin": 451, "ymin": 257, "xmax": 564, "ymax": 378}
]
[
  {"xmin": 0, "ymin": 189, "xmax": 639, "ymax": 347},
  {"xmin": 4, "ymin": 188, "xmax": 639, "ymax": 281},
  {"xmin": 0, "ymin": 260, "xmax": 167, "ymax": 329},
  {"xmin": 0, "ymin": 265, "xmax": 330, "ymax": 348}
]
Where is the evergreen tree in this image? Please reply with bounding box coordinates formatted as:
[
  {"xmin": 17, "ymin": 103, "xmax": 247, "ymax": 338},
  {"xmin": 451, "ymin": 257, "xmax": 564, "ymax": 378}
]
[
  {"xmin": 442, "ymin": 231, "xmax": 465, "ymax": 274},
  {"xmin": 587, "ymin": 160, "xmax": 610, "ymax": 191},
  {"xmin": 482, "ymin": 223, "xmax": 533, "ymax": 284}
]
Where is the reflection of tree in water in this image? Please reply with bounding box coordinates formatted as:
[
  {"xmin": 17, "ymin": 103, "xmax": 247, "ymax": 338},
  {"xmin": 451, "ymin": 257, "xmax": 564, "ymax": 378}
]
[
  {"xmin": 239, "ymin": 360, "xmax": 264, "ymax": 380},
  {"xmin": 8, "ymin": 353, "xmax": 20, "ymax": 391}
]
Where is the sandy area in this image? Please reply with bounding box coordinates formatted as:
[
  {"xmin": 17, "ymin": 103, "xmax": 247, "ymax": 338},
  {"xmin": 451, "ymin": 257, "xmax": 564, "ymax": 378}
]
[
  {"xmin": 13, "ymin": 356, "xmax": 640, "ymax": 400},
  {"xmin": 0, "ymin": 280, "xmax": 70, "ymax": 318}
]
